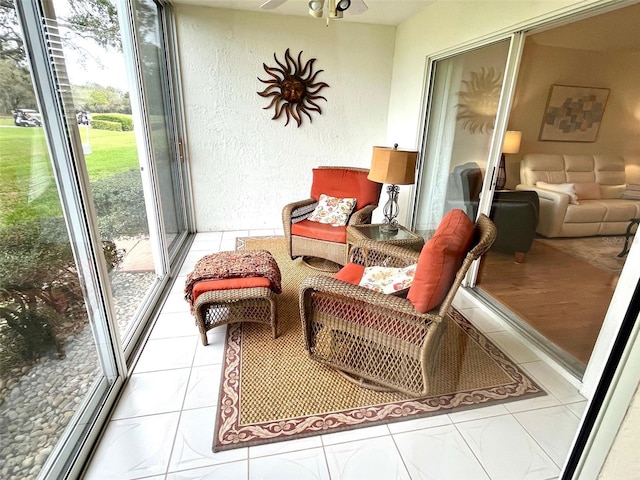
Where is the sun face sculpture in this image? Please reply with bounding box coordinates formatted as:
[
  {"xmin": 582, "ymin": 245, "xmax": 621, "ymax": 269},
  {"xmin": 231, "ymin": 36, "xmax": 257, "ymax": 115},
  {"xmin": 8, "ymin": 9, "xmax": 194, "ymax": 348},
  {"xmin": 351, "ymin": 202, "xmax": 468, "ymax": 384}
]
[
  {"xmin": 456, "ymin": 66, "xmax": 503, "ymax": 134},
  {"xmin": 257, "ymin": 49, "xmax": 329, "ymax": 127}
]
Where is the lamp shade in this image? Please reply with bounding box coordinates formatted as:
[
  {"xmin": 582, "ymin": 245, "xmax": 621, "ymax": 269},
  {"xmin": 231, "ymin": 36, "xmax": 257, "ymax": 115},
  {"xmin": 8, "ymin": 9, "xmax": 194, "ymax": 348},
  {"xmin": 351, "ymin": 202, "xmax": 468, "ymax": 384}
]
[
  {"xmin": 368, "ymin": 146, "xmax": 418, "ymax": 185},
  {"xmin": 502, "ymin": 130, "xmax": 522, "ymax": 154}
]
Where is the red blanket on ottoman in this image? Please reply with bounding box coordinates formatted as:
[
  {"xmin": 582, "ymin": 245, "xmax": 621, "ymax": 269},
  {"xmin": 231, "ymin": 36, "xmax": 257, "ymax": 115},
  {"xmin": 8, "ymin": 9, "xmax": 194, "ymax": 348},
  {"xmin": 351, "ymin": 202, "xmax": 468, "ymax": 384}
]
[{"xmin": 184, "ymin": 250, "xmax": 282, "ymax": 313}]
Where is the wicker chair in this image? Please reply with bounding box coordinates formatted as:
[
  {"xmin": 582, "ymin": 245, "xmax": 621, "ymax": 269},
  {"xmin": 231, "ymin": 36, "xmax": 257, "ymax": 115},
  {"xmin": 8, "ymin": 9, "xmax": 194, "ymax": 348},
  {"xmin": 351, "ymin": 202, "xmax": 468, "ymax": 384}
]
[
  {"xmin": 282, "ymin": 167, "xmax": 382, "ymax": 266},
  {"xmin": 299, "ymin": 214, "xmax": 497, "ymax": 397}
]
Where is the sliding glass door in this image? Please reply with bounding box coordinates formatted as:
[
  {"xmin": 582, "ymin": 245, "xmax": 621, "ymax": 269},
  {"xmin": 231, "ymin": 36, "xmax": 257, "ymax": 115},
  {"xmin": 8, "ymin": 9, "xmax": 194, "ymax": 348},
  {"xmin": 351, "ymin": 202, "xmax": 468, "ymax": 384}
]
[
  {"xmin": 130, "ymin": 0, "xmax": 188, "ymax": 258},
  {"xmin": 413, "ymin": 39, "xmax": 514, "ymax": 237}
]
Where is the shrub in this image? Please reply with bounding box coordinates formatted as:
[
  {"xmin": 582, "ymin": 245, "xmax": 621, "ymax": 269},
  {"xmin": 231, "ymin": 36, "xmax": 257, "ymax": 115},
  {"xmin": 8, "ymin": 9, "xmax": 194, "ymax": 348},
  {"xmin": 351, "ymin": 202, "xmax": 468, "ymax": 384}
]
[
  {"xmin": 91, "ymin": 119, "xmax": 122, "ymax": 131},
  {"xmin": 0, "ymin": 218, "xmax": 84, "ymax": 370},
  {"xmin": 91, "ymin": 168, "xmax": 149, "ymax": 239},
  {"xmin": 0, "ymin": 217, "xmax": 125, "ymax": 373},
  {"xmin": 92, "ymin": 113, "xmax": 133, "ymax": 131}
]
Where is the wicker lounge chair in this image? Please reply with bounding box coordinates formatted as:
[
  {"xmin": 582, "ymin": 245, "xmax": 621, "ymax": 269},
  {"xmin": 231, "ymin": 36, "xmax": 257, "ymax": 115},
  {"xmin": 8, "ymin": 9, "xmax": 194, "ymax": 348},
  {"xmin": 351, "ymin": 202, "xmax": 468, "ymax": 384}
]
[
  {"xmin": 299, "ymin": 213, "xmax": 497, "ymax": 397},
  {"xmin": 282, "ymin": 166, "xmax": 382, "ymax": 266}
]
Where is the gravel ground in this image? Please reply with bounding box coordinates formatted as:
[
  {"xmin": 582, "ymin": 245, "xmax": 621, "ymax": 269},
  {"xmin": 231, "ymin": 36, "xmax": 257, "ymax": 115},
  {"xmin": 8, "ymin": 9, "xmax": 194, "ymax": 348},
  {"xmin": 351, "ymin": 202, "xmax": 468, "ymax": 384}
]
[{"xmin": 0, "ymin": 270, "xmax": 156, "ymax": 480}]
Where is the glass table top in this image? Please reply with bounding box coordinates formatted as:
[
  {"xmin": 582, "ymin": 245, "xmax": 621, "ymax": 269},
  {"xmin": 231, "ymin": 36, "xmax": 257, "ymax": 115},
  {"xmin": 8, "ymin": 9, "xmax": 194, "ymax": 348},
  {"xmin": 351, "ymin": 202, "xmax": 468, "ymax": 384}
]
[{"xmin": 353, "ymin": 224, "xmax": 420, "ymax": 242}]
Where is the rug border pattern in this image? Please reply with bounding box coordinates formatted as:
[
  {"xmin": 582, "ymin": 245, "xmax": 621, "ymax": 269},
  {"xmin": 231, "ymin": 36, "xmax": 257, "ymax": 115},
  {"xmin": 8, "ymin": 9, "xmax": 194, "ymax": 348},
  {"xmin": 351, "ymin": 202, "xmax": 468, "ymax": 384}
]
[{"xmin": 213, "ymin": 308, "xmax": 544, "ymax": 452}]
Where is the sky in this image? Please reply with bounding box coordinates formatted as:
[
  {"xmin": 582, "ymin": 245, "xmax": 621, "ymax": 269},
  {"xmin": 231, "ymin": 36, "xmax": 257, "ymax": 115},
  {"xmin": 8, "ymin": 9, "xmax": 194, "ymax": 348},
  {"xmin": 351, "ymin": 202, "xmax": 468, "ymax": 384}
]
[
  {"xmin": 53, "ymin": 0, "xmax": 130, "ymax": 92},
  {"xmin": 64, "ymin": 45, "xmax": 130, "ymax": 92}
]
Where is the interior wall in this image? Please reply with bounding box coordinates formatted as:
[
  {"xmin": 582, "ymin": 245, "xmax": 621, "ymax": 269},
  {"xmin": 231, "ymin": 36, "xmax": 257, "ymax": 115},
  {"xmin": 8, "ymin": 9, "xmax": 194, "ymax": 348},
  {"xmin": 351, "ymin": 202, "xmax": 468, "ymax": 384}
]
[
  {"xmin": 174, "ymin": 6, "xmax": 396, "ymax": 231},
  {"xmin": 506, "ymin": 43, "xmax": 640, "ymax": 188},
  {"xmin": 388, "ymin": 0, "xmax": 609, "ymax": 222}
]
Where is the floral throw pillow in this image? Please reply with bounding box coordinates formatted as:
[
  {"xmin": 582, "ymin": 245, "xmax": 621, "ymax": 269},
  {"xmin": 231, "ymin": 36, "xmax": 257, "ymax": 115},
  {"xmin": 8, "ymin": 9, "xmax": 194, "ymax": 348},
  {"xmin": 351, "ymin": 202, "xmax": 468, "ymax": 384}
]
[
  {"xmin": 307, "ymin": 194, "xmax": 357, "ymax": 227},
  {"xmin": 358, "ymin": 264, "xmax": 417, "ymax": 295}
]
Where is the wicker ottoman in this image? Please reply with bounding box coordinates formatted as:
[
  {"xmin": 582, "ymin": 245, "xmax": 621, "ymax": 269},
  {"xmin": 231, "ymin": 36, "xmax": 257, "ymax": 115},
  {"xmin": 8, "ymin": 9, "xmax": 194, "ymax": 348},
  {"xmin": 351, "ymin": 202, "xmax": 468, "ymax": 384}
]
[
  {"xmin": 186, "ymin": 250, "xmax": 281, "ymax": 345},
  {"xmin": 193, "ymin": 283, "xmax": 277, "ymax": 345}
]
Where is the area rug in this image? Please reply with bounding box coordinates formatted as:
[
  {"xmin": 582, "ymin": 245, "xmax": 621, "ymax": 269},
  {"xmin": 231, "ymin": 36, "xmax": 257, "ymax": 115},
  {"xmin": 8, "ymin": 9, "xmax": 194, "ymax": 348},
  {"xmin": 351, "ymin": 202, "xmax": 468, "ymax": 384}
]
[
  {"xmin": 535, "ymin": 236, "xmax": 627, "ymax": 276},
  {"xmin": 213, "ymin": 237, "xmax": 544, "ymax": 451}
]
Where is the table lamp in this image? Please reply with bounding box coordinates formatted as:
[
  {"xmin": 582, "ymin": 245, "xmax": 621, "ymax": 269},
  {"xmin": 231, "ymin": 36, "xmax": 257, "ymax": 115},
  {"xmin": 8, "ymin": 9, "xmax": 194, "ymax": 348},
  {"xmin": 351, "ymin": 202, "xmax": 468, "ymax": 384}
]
[
  {"xmin": 498, "ymin": 130, "xmax": 521, "ymax": 190},
  {"xmin": 368, "ymin": 144, "xmax": 418, "ymax": 233}
]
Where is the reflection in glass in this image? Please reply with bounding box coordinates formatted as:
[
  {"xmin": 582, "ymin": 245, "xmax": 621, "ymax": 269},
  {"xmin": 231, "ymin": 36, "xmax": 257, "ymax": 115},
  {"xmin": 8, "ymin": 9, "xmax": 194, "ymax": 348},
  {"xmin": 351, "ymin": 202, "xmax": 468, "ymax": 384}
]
[{"xmin": 413, "ymin": 41, "xmax": 510, "ymax": 236}]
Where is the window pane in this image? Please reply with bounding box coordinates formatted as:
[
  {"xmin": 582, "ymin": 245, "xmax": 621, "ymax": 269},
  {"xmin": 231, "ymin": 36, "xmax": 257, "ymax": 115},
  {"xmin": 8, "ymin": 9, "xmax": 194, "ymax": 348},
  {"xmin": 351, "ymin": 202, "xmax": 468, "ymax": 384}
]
[
  {"xmin": 54, "ymin": 0, "xmax": 160, "ymax": 343},
  {"xmin": 135, "ymin": 0, "xmax": 186, "ymax": 253},
  {"xmin": 0, "ymin": 5, "xmax": 107, "ymax": 479},
  {"xmin": 414, "ymin": 41, "xmax": 511, "ymax": 235}
]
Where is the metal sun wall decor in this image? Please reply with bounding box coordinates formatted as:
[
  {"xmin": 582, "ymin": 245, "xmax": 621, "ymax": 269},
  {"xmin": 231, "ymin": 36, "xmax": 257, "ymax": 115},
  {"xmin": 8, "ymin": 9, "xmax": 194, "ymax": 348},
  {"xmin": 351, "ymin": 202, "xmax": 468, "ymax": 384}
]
[
  {"xmin": 456, "ymin": 66, "xmax": 504, "ymax": 134},
  {"xmin": 257, "ymin": 49, "xmax": 329, "ymax": 127}
]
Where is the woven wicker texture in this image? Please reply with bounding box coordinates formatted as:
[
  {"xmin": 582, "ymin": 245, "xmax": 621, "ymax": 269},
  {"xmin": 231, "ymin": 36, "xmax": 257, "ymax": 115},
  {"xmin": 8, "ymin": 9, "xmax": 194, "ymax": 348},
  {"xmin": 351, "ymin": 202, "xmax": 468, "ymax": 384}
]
[
  {"xmin": 301, "ymin": 214, "xmax": 498, "ymax": 396},
  {"xmin": 213, "ymin": 237, "xmax": 543, "ymax": 451},
  {"xmin": 194, "ymin": 287, "xmax": 277, "ymax": 345}
]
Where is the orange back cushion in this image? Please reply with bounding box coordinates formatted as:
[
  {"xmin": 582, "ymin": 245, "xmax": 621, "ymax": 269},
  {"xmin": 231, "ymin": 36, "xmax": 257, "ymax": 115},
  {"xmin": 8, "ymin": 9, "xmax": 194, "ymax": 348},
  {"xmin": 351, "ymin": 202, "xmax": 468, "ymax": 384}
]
[
  {"xmin": 311, "ymin": 168, "xmax": 382, "ymax": 211},
  {"xmin": 407, "ymin": 209, "xmax": 475, "ymax": 313}
]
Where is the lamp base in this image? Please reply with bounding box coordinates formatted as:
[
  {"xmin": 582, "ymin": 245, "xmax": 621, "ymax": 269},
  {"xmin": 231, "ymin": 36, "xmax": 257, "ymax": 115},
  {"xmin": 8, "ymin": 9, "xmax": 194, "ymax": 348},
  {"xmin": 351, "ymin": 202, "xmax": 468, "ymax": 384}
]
[
  {"xmin": 380, "ymin": 222, "xmax": 398, "ymax": 234},
  {"xmin": 496, "ymin": 154, "xmax": 507, "ymax": 190}
]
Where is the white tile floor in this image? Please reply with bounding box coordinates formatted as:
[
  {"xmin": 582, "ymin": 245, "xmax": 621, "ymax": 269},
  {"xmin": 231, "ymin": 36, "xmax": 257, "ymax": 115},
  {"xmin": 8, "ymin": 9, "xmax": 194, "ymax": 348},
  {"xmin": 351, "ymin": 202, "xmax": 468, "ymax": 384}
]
[{"xmin": 82, "ymin": 230, "xmax": 587, "ymax": 480}]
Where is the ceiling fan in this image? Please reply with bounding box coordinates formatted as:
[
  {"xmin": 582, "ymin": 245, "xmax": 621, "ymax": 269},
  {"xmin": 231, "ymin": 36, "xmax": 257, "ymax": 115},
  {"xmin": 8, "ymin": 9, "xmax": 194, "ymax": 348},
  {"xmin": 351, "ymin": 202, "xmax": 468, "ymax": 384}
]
[{"xmin": 260, "ymin": 0, "xmax": 368, "ymax": 21}]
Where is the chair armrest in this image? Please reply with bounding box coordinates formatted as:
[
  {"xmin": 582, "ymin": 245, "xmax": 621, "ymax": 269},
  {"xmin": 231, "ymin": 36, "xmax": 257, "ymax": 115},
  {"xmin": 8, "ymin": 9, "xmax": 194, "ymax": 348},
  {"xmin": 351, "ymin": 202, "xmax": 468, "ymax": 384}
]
[
  {"xmin": 348, "ymin": 204, "xmax": 377, "ymax": 225},
  {"xmin": 299, "ymin": 275, "xmax": 435, "ymax": 350}
]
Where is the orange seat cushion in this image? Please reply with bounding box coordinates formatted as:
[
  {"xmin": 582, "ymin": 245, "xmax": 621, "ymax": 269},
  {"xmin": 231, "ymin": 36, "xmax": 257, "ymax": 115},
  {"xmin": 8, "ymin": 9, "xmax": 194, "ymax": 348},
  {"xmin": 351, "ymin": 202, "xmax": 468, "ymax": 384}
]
[
  {"xmin": 292, "ymin": 219, "xmax": 347, "ymax": 243},
  {"xmin": 407, "ymin": 209, "xmax": 475, "ymax": 313},
  {"xmin": 192, "ymin": 277, "xmax": 271, "ymax": 302},
  {"xmin": 334, "ymin": 262, "xmax": 365, "ymax": 284},
  {"xmin": 310, "ymin": 168, "xmax": 382, "ymax": 211}
]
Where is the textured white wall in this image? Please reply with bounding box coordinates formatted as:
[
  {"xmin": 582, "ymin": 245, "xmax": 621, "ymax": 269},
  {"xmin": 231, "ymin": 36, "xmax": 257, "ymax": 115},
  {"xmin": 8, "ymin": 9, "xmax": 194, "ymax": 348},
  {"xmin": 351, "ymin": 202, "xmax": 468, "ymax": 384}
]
[{"xmin": 174, "ymin": 6, "xmax": 396, "ymax": 231}]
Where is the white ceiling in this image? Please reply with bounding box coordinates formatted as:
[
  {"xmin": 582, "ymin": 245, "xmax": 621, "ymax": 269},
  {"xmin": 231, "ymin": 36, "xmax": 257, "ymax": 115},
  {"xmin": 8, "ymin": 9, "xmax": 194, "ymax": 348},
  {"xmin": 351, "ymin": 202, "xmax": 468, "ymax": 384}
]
[{"xmin": 168, "ymin": 0, "xmax": 435, "ymax": 26}]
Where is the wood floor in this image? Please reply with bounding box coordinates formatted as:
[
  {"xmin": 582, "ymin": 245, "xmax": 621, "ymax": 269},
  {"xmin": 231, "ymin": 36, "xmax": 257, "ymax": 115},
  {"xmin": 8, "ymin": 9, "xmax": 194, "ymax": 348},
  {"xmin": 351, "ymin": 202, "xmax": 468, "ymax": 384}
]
[{"xmin": 477, "ymin": 240, "xmax": 619, "ymax": 367}]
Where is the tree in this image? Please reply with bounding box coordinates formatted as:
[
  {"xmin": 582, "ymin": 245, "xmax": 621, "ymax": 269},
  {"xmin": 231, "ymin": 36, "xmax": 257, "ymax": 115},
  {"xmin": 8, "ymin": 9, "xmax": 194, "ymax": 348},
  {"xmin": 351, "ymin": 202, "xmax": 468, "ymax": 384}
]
[
  {"xmin": 0, "ymin": 58, "xmax": 36, "ymax": 114},
  {"xmin": 0, "ymin": 0, "xmax": 25, "ymax": 64},
  {"xmin": 88, "ymin": 90, "xmax": 108, "ymax": 112}
]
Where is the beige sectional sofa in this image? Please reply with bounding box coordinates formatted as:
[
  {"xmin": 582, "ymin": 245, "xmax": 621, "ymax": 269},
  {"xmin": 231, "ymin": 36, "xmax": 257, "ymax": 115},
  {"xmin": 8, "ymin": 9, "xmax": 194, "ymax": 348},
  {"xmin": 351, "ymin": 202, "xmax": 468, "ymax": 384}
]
[{"xmin": 516, "ymin": 154, "xmax": 640, "ymax": 238}]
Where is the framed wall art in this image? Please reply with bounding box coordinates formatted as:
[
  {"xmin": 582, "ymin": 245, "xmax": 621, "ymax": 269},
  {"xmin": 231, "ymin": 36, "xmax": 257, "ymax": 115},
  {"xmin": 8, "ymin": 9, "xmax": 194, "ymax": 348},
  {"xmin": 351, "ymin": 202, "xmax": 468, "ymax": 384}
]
[{"xmin": 539, "ymin": 84, "xmax": 609, "ymax": 142}]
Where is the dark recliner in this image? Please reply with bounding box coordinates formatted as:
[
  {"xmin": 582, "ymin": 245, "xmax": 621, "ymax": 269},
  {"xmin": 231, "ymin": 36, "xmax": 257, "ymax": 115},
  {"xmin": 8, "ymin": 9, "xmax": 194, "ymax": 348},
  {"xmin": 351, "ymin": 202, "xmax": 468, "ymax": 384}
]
[{"xmin": 447, "ymin": 162, "xmax": 539, "ymax": 263}]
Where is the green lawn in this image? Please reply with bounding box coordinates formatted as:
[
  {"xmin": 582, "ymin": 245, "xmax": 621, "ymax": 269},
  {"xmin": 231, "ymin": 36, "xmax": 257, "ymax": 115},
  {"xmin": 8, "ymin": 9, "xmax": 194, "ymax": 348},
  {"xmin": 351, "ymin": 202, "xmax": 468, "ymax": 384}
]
[{"xmin": 0, "ymin": 120, "xmax": 138, "ymax": 224}]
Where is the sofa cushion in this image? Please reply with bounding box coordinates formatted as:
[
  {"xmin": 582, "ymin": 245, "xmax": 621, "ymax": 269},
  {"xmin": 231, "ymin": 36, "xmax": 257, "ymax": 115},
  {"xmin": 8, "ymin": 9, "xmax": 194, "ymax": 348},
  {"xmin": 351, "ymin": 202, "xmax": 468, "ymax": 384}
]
[
  {"xmin": 564, "ymin": 201, "xmax": 606, "ymax": 223},
  {"xmin": 598, "ymin": 200, "xmax": 640, "ymax": 222},
  {"xmin": 536, "ymin": 181, "xmax": 579, "ymax": 204},
  {"xmin": 407, "ymin": 209, "xmax": 474, "ymax": 313},
  {"xmin": 574, "ymin": 182, "xmax": 602, "ymax": 200},
  {"xmin": 292, "ymin": 219, "xmax": 347, "ymax": 243}
]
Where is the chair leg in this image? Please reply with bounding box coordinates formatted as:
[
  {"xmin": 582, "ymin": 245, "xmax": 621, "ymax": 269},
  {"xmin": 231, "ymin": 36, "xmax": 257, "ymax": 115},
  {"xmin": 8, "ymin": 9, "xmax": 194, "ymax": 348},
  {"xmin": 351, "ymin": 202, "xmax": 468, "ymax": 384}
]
[{"xmin": 514, "ymin": 251, "xmax": 526, "ymax": 263}]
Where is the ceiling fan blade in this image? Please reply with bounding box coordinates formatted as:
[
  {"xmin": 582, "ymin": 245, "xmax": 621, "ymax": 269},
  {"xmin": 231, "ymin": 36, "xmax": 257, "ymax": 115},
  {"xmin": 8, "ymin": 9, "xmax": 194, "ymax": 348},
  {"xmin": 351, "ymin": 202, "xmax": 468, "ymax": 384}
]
[
  {"xmin": 260, "ymin": 0, "xmax": 287, "ymax": 10},
  {"xmin": 349, "ymin": 0, "xmax": 367, "ymax": 15}
]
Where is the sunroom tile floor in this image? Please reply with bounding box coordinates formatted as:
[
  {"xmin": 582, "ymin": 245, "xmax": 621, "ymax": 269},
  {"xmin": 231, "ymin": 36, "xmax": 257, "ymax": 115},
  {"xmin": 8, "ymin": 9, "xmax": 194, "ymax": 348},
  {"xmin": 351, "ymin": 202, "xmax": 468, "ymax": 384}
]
[{"xmin": 82, "ymin": 230, "xmax": 586, "ymax": 480}]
